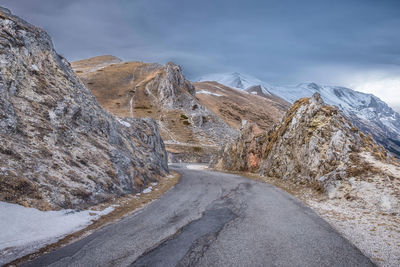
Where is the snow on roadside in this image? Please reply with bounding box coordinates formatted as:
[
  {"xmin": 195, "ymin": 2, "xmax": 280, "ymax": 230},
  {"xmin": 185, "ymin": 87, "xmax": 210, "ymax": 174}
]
[
  {"xmin": 186, "ymin": 164, "xmax": 208, "ymax": 170},
  {"xmin": 142, "ymin": 187, "xmax": 153, "ymax": 194},
  {"xmin": 0, "ymin": 202, "xmax": 114, "ymax": 265}
]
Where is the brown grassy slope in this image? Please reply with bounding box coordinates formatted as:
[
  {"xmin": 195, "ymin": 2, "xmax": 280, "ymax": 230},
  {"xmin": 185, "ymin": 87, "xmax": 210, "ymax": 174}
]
[
  {"xmin": 193, "ymin": 81, "xmax": 290, "ymax": 131},
  {"xmin": 71, "ymin": 55, "xmax": 122, "ymax": 73},
  {"xmin": 73, "ymin": 61, "xmax": 162, "ymax": 117},
  {"xmin": 72, "ymin": 61, "xmax": 202, "ymax": 145}
]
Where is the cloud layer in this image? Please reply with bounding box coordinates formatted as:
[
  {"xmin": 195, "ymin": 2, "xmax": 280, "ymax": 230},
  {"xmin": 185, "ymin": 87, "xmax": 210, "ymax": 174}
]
[{"xmin": 1, "ymin": 0, "xmax": 399, "ymax": 106}]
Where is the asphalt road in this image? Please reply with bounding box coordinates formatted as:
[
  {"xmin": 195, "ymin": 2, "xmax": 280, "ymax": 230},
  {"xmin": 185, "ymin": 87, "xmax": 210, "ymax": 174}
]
[{"xmin": 22, "ymin": 164, "xmax": 374, "ymax": 267}]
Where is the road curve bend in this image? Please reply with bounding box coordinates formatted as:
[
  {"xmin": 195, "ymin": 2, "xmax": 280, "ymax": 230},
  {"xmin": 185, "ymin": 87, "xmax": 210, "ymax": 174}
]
[{"xmin": 22, "ymin": 164, "xmax": 374, "ymax": 267}]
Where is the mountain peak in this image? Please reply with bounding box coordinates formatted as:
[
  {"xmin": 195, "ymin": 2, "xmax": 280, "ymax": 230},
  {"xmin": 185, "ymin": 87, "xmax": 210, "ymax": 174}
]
[
  {"xmin": 310, "ymin": 92, "xmax": 324, "ymax": 104},
  {"xmin": 245, "ymin": 85, "xmax": 265, "ymax": 97},
  {"xmin": 198, "ymin": 72, "xmax": 273, "ymax": 92}
]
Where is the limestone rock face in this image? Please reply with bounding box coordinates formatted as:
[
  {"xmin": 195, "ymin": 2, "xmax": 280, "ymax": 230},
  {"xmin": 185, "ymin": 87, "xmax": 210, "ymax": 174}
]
[
  {"xmin": 259, "ymin": 94, "xmax": 360, "ymax": 183},
  {"xmin": 213, "ymin": 93, "xmax": 392, "ymax": 192},
  {"xmin": 214, "ymin": 123, "xmax": 265, "ymax": 172},
  {"xmin": 157, "ymin": 62, "xmax": 196, "ymax": 108},
  {"xmin": 0, "ymin": 10, "xmax": 168, "ymax": 210}
]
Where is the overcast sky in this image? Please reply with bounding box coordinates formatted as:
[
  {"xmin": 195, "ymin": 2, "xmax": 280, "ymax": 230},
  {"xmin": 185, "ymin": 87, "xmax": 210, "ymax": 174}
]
[{"xmin": 1, "ymin": 0, "xmax": 400, "ymax": 108}]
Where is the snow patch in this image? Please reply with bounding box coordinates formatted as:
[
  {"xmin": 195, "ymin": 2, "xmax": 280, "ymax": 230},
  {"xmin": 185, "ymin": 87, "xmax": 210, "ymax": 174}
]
[
  {"xmin": 186, "ymin": 164, "xmax": 208, "ymax": 170},
  {"xmin": 0, "ymin": 202, "xmax": 114, "ymax": 265},
  {"xmin": 142, "ymin": 186, "xmax": 152, "ymax": 194},
  {"xmin": 197, "ymin": 90, "xmax": 222, "ymax": 97},
  {"xmin": 31, "ymin": 64, "xmax": 39, "ymax": 71},
  {"xmin": 117, "ymin": 118, "xmax": 131, "ymax": 127}
]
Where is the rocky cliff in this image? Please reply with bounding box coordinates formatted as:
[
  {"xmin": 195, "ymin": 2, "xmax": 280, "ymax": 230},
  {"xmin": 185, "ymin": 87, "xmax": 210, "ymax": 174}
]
[
  {"xmin": 0, "ymin": 10, "xmax": 168, "ymax": 210},
  {"xmin": 72, "ymin": 57, "xmax": 237, "ymax": 163},
  {"xmin": 214, "ymin": 93, "xmax": 398, "ymax": 200}
]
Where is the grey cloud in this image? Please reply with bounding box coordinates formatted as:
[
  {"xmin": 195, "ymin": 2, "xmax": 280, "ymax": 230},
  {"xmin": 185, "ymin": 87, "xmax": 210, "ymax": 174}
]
[{"xmin": 1, "ymin": 0, "xmax": 400, "ymax": 84}]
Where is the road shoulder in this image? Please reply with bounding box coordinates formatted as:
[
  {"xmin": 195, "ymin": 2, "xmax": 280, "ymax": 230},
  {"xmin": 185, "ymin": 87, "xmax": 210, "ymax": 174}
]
[{"xmin": 5, "ymin": 172, "xmax": 180, "ymax": 266}]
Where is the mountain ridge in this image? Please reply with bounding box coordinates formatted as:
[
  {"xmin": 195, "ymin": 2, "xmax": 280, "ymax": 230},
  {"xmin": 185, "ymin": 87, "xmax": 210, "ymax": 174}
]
[{"xmin": 199, "ymin": 72, "xmax": 400, "ymax": 157}]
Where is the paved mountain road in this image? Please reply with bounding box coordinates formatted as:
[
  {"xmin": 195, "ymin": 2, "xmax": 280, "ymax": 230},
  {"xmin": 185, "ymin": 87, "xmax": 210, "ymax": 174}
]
[{"xmin": 22, "ymin": 164, "xmax": 374, "ymax": 267}]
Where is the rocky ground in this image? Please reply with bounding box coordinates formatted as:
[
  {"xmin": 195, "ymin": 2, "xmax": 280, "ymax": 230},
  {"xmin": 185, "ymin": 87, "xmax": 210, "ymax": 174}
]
[{"xmin": 0, "ymin": 10, "xmax": 168, "ymax": 210}]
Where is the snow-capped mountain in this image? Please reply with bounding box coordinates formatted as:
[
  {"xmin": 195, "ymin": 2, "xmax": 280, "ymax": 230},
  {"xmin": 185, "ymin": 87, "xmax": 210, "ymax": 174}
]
[
  {"xmin": 198, "ymin": 72, "xmax": 271, "ymax": 91},
  {"xmin": 198, "ymin": 72, "xmax": 400, "ymax": 157}
]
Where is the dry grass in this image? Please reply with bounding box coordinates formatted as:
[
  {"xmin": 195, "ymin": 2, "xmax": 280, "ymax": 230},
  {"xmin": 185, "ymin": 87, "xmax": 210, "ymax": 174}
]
[
  {"xmin": 71, "ymin": 55, "xmax": 121, "ymax": 71},
  {"xmin": 74, "ymin": 61, "xmax": 163, "ymax": 118},
  {"xmin": 347, "ymin": 153, "xmax": 384, "ymax": 177},
  {"xmin": 0, "ymin": 173, "xmax": 48, "ymax": 209}
]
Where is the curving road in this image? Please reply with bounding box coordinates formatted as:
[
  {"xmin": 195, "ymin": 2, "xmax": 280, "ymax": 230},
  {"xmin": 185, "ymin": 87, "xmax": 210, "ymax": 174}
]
[{"xmin": 22, "ymin": 164, "xmax": 374, "ymax": 267}]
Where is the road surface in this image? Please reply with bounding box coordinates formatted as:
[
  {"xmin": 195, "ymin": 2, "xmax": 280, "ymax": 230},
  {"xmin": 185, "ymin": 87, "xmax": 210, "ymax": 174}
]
[{"xmin": 22, "ymin": 164, "xmax": 374, "ymax": 267}]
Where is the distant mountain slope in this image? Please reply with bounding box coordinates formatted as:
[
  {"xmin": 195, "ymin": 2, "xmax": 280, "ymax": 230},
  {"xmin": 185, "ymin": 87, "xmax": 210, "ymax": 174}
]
[
  {"xmin": 0, "ymin": 10, "xmax": 168, "ymax": 210},
  {"xmin": 193, "ymin": 81, "xmax": 290, "ymax": 131},
  {"xmin": 199, "ymin": 73, "xmax": 400, "ymax": 157},
  {"xmin": 72, "ymin": 57, "xmax": 237, "ymax": 163}
]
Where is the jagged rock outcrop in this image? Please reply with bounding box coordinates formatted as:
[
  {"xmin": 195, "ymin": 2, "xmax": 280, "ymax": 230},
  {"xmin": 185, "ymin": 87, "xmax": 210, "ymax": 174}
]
[
  {"xmin": 157, "ymin": 62, "xmax": 196, "ymax": 108},
  {"xmin": 214, "ymin": 93, "xmax": 396, "ymax": 196},
  {"xmin": 0, "ymin": 10, "xmax": 168, "ymax": 210},
  {"xmin": 72, "ymin": 57, "xmax": 237, "ymax": 162}
]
